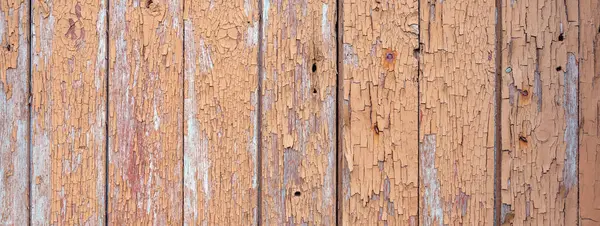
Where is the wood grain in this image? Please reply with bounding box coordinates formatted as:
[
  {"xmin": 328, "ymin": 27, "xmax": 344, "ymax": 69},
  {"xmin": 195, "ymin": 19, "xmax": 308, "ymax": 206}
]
[
  {"xmin": 108, "ymin": 0, "xmax": 183, "ymax": 224},
  {"xmin": 339, "ymin": 0, "xmax": 419, "ymax": 223},
  {"xmin": 260, "ymin": 0, "xmax": 337, "ymax": 223},
  {"xmin": 0, "ymin": 0, "xmax": 29, "ymax": 224},
  {"xmin": 183, "ymin": 0, "xmax": 259, "ymax": 224},
  {"xmin": 31, "ymin": 0, "xmax": 107, "ymax": 224},
  {"xmin": 500, "ymin": 0, "xmax": 579, "ymax": 224},
  {"xmin": 579, "ymin": 0, "xmax": 600, "ymax": 224},
  {"xmin": 419, "ymin": 0, "xmax": 496, "ymax": 223}
]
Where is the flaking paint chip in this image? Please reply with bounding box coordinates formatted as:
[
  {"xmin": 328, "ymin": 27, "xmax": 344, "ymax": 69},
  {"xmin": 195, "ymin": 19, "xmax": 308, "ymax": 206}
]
[{"xmin": 284, "ymin": 135, "xmax": 294, "ymax": 148}]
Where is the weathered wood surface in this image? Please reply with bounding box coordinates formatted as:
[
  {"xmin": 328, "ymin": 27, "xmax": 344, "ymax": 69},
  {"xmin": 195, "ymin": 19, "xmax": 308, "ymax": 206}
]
[
  {"xmin": 419, "ymin": 0, "xmax": 497, "ymax": 224},
  {"xmin": 183, "ymin": 0, "xmax": 259, "ymax": 223},
  {"xmin": 339, "ymin": 0, "xmax": 419, "ymax": 223},
  {"xmin": 108, "ymin": 0, "xmax": 183, "ymax": 224},
  {"xmin": 30, "ymin": 0, "xmax": 107, "ymax": 224},
  {"xmin": 579, "ymin": 0, "xmax": 600, "ymax": 224},
  {"xmin": 260, "ymin": 0, "xmax": 337, "ymax": 223},
  {"xmin": 500, "ymin": 0, "xmax": 579, "ymax": 224},
  {"xmin": 0, "ymin": 0, "xmax": 28, "ymax": 224},
  {"xmin": 3, "ymin": 0, "xmax": 600, "ymax": 224}
]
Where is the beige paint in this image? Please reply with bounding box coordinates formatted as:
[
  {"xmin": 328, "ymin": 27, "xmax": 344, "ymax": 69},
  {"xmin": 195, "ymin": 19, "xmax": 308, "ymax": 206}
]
[
  {"xmin": 579, "ymin": 0, "xmax": 600, "ymax": 224},
  {"xmin": 30, "ymin": 0, "xmax": 107, "ymax": 224},
  {"xmin": 183, "ymin": 0, "xmax": 259, "ymax": 224},
  {"xmin": 340, "ymin": 0, "xmax": 419, "ymax": 223},
  {"xmin": 260, "ymin": 0, "xmax": 337, "ymax": 224},
  {"xmin": 500, "ymin": 0, "xmax": 579, "ymax": 224},
  {"xmin": 0, "ymin": 0, "xmax": 29, "ymax": 224},
  {"xmin": 108, "ymin": 0, "xmax": 183, "ymax": 224},
  {"xmin": 419, "ymin": 0, "xmax": 496, "ymax": 224}
]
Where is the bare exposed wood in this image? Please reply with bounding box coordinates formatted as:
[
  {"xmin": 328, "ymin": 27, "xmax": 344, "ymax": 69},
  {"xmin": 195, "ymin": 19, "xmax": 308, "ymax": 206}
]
[
  {"xmin": 579, "ymin": 0, "xmax": 600, "ymax": 224},
  {"xmin": 339, "ymin": 0, "xmax": 419, "ymax": 223},
  {"xmin": 260, "ymin": 0, "xmax": 337, "ymax": 223},
  {"xmin": 419, "ymin": 0, "xmax": 496, "ymax": 223},
  {"xmin": 30, "ymin": 0, "xmax": 107, "ymax": 224},
  {"xmin": 500, "ymin": 0, "xmax": 579, "ymax": 224},
  {"xmin": 0, "ymin": 0, "xmax": 29, "ymax": 224},
  {"xmin": 108, "ymin": 0, "xmax": 183, "ymax": 224},
  {"xmin": 183, "ymin": 0, "xmax": 260, "ymax": 224}
]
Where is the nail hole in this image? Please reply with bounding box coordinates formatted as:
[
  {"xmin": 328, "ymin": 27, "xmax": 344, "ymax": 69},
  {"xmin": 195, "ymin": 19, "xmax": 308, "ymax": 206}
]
[
  {"xmin": 519, "ymin": 136, "xmax": 528, "ymax": 143},
  {"xmin": 374, "ymin": 123, "xmax": 380, "ymax": 134},
  {"xmin": 413, "ymin": 48, "xmax": 420, "ymax": 58},
  {"xmin": 312, "ymin": 88, "xmax": 317, "ymax": 94},
  {"xmin": 558, "ymin": 33, "xmax": 564, "ymax": 41},
  {"xmin": 294, "ymin": 191, "xmax": 301, "ymax": 196},
  {"xmin": 6, "ymin": 44, "xmax": 12, "ymax": 51},
  {"xmin": 556, "ymin": 66, "xmax": 562, "ymax": 71},
  {"xmin": 386, "ymin": 53, "xmax": 394, "ymax": 60},
  {"xmin": 312, "ymin": 63, "xmax": 317, "ymax": 72}
]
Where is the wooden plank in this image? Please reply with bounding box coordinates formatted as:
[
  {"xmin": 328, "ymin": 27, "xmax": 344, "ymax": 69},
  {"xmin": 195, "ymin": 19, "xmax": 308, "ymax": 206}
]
[
  {"xmin": 419, "ymin": 0, "xmax": 496, "ymax": 223},
  {"xmin": 339, "ymin": 0, "xmax": 419, "ymax": 223},
  {"xmin": 183, "ymin": 0, "xmax": 259, "ymax": 224},
  {"xmin": 500, "ymin": 0, "xmax": 579, "ymax": 224},
  {"xmin": 30, "ymin": 0, "xmax": 107, "ymax": 224},
  {"xmin": 579, "ymin": 0, "xmax": 600, "ymax": 224},
  {"xmin": 0, "ymin": 0, "xmax": 29, "ymax": 224},
  {"xmin": 260, "ymin": 0, "xmax": 337, "ymax": 223},
  {"xmin": 108, "ymin": 0, "xmax": 183, "ymax": 224}
]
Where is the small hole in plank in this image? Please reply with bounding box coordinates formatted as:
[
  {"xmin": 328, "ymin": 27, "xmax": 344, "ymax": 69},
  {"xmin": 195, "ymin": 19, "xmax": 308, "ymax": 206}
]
[
  {"xmin": 312, "ymin": 63, "xmax": 317, "ymax": 72},
  {"xmin": 556, "ymin": 66, "xmax": 562, "ymax": 71},
  {"xmin": 312, "ymin": 88, "xmax": 317, "ymax": 94},
  {"xmin": 558, "ymin": 33, "xmax": 564, "ymax": 41},
  {"xmin": 294, "ymin": 191, "xmax": 301, "ymax": 196}
]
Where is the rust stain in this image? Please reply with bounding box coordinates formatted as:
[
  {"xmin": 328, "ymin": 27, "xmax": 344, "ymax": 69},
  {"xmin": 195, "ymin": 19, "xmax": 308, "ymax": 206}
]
[
  {"xmin": 381, "ymin": 49, "xmax": 397, "ymax": 71},
  {"xmin": 501, "ymin": 0, "xmax": 579, "ymax": 223},
  {"xmin": 341, "ymin": 0, "xmax": 419, "ymax": 223}
]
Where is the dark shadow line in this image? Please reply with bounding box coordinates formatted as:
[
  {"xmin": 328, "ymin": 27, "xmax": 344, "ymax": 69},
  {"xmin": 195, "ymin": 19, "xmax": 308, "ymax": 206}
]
[{"xmin": 257, "ymin": 0, "xmax": 264, "ymax": 224}]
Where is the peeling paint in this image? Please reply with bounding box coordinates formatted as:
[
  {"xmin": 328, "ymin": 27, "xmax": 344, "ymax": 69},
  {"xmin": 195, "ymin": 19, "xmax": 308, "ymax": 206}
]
[
  {"xmin": 421, "ymin": 135, "xmax": 443, "ymax": 226},
  {"xmin": 563, "ymin": 53, "xmax": 578, "ymax": 190}
]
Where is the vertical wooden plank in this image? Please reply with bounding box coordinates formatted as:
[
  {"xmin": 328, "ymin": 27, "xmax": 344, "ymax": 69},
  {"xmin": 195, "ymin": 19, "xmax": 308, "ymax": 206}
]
[
  {"xmin": 580, "ymin": 0, "xmax": 600, "ymax": 224},
  {"xmin": 500, "ymin": 0, "xmax": 579, "ymax": 224},
  {"xmin": 108, "ymin": 0, "xmax": 183, "ymax": 224},
  {"xmin": 0, "ymin": 0, "xmax": 29, "ymax": 224},
  {"xmin": 260, "ymin": 0, "xmax": 337, "ymax": 223},
  {"xmin": 183, "ymin": 0, "xmax": 259, "ymax": 223},
  {"xmin": 30, "ymin": 0, "xmax": 107, "ymax": 224},
  {"xmin": 419, "ymin": 0, "xmax": 496, "ymax": 223},
  {"xmin": 339, "ymin": 0, "xmax": 419, "ymax": 223}
]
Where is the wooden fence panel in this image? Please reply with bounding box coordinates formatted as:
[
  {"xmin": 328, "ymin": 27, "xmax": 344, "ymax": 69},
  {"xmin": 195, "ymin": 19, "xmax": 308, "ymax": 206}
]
[
  {"xmin": 579, "ymin": 0, "xmax": 600, "ymax": 224},
  {"xmin": 500, "ymin": 0, "xmax": 579, "ymax": 224},
  {"xmin": 0, "ymin": 0, "xmax": 29, "ymax": 224},
  {"xmin": 419, "ymin": 0, "xmax": 496, "ymax": 224},
  {"xmin": 30, "ymin": 0, "xmax": 107, "ymax": 224},
  {"xmin": 260, "ymin": 0, "xmax": 337, "ymax": 223},
  {"xmin": 183, "ymin": 0, "xmax": 260, "ymax": 224},
  {"xmin": 108, "ymin": 0, "xmax": 183, "ymax": 224},
  {"xmin": 339, "ymin": 0, "xmax": 419, "ymax": 223}
]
